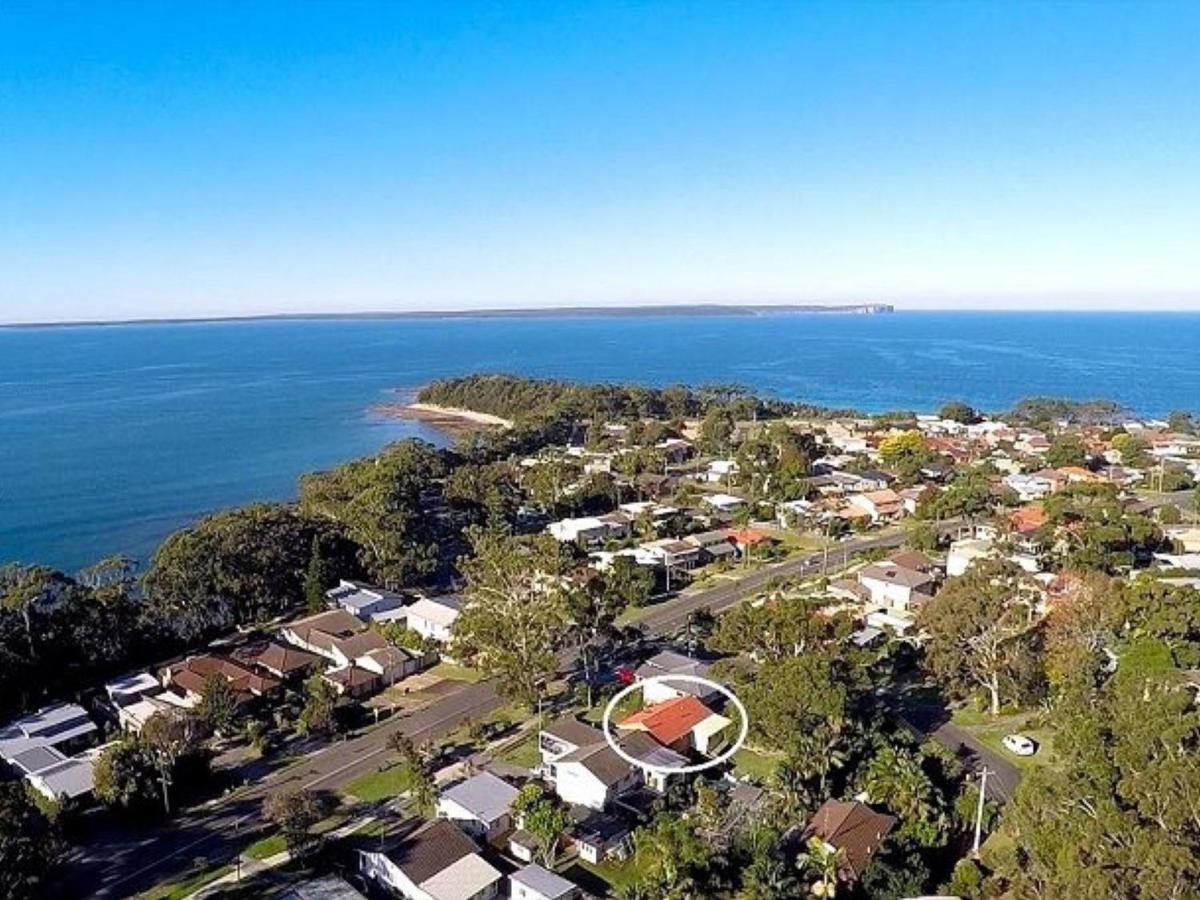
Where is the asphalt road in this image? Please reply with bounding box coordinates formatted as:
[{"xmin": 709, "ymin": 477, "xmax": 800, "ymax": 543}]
[
  {"xmin": 67, "ymin": 523, "xmax": 964, "ymax": 897},
  {"xmin": 68, "ymin": 679, "xmax": 503, "ymax": 898}
]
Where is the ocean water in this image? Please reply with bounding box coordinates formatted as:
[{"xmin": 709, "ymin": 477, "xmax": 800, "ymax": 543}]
[{"xmin": 2, "ymin": 311, "xmax": 1198, "ymax": 572}]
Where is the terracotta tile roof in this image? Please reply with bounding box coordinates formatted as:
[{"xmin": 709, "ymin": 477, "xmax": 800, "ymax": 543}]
[
  {"xmin": 804, "ymin": 800, "xmax": 896, "ymax": 880},
  {"xmin": 169, "ymin": 655, "xmax": 280, "ymax": 698},
  {"xmin": 617, "ymin": 695, "xmax": 714, "ymax": 746},
  {"xmin": 231, "ymin": 641, "xmax": 321, "ymax": 676}
]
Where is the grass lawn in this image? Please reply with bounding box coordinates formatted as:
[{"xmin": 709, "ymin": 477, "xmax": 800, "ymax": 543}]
[
  {"xmin": 950, "ymin": 708, "xmax": 1062, "ymax": 773},
  {"xmin": 346, "ymin": 763, "xmax": 417, "ymax": 802},
  {"xmin": 429, "ymin": 661, "xmax": 483, "ymax": 683},
  {"xmin": 733, "ymin": 747, "xmax": 782, "ymax": 782},
  {"xmin": 496, "ymin": 731, "xmax": 541, "ymax": 768},
  {"xmin": 243, "ymin": 831, "xmax": 287, "ymax": 861},
  {"xmin": 571, "ymin": 853, "xmax": 654, "ymax": 893},
  {"xmin": 140, "ymin": 863, "xmax": 234, "ymax": 900}
]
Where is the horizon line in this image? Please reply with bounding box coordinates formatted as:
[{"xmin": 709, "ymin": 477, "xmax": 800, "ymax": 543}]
[{"xmin": 6, "ymin": 300, "xmax": 1200, "ymax": 329}]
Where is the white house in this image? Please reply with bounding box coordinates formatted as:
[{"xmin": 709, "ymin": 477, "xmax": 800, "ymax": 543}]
[
  {"xmin": 639, "ymin": 538, "xmax": 700, "ymax": 571},
  {"xmin": 326, "ymin": 580, "xmax": 408, "ymax": 622},
  {"xmin": 552, "ymin": 742, "xmax": 639, "ymax": 810},
  {"xmin": 701, "ymin": 492, "xmax": 745, "ymax": 513},
  {"xmin": 0, "ymin": 704, "xmax": 103, "ymax": 803},
  {"xmin": 404, "ymin": 595, "xmax": 462, "ymax": 643},
  {"xmin": 705, "ymin": 459, "xmax": 739, "ymax": 484},
  {"xmin": 548, "ymin": 517, "xmax": 615, "ymax": 546},
  {"xmin": 539, "ymin": 717, "xmax": 604, "ymax": 778},
  {"xmin": 1004, "ymin": 473, "xmax": 1055, "ymax": 502},
  {"xmin": 634, "ymin": 650, "xmax": 718, "ymax": 704},
  {"xmin": 510, "ymin": 864, "xmax": 580, "ymax": 900},
  {"xmin": 857, "ymin": 563, "xmax": 935, "ymax": 612},
  {"xmin": 436, "ymin": 772, "xmax": 519, "ymax": 843},
  {"xmin": 357, "ymin": 819, "xmax": 501, "ymax": 900},
  {"xmin": 946, "ymin": 538, "xmax": 996, "ymax": 577}
]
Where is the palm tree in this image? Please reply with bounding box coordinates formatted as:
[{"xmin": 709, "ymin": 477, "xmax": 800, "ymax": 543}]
[{"xmin": 797, "ymin": 836, "xmax": 843, "ymax": 898}]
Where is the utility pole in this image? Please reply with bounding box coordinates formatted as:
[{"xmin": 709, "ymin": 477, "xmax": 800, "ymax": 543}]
[{"xmin": 972, "ymin": 767, "xmax": 991, "ymax": 855}]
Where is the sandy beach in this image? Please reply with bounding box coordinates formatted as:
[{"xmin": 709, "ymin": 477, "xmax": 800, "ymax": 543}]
[{"xmin": 373, "ymin": 400, "xmax": 512, "ymax": 434}]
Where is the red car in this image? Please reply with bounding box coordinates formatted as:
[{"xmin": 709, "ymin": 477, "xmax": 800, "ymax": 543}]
[{"xmin": 614, "ymin": 665, "xmax": 636, "ymax": 685}]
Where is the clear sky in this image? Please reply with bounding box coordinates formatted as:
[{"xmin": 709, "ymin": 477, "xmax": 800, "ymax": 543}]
[{"xmin": 2, "ymin": 1, "xmax": 1199, "ymax": 323}]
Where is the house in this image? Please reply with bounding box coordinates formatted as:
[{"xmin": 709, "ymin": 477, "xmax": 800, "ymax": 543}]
[
  {"xmin": 617, "ymin": 695, "xmax": 731, "ymax": 756},
  {"xmin": 638, "ymin": 538, "xmax": 701, "ymax": 571},
  {"xmin": 280, "ymin": 875, "xmax": 367, "ymax": 900},
  {"xmin": 1004, "ymin": 472, "xmax": 1055, "ymax": 501},
  {"xmin": 946, "ymin": 539, "xmax": 996, "ymax": 577},
  {"xmin": 551, "ymin": 740, "xmax": 641, "ymax": 810},
  {"xmin": 326, "ymin": 579, "xmax": 409, "ymax": 623},
  {"xmin": 539, "ymin": 717, "xmax": 604, "ymax": 777},
  {"xmin": 116, "ymin": 692, "xmax": 194, "ymax": 733},
  {"xmin": 509, "ymin": 864, "xmax": 580, "ymax": 900},
  {"xmin": 617, "ymin": 731, "xmax": 689, "ymax": 792},
  {"xmin": 282, "ymin": 609, "xmax": 381, "ymax": 662},
  {"xmin": 405, "ymin": 595, "xmax": 463, "ymax": 644},
  {"xmin": 436, "ymin": 771, "xmax": 520, "ymax": 842},
  {"xmin": 356, "ymin": 818, "xmax": 502, "ymax": 900},
  {"xmin": 164, "ymin": 654, "xmax": 281, "ymax": 703},
  {"xmin": 682, "ymin": 529, "xmax": 738, "ymax": 564},
  {"xmin": 634, "ymin": 650, "xmax": 719, "ymax": 704},
  {"xmin": 566, "ymin": 809, "xmax": 632, "ymax": 864},
  {"xmin": 856, "ymin": 563, "xmax": 935, "ymax": 612},
  {"xmin": 705, "ymin": 459, "xmax": 739, "ymax": 484},
  {"xmin": 887, "ymin": 550, "xmax": 936, "ymax": 573},
  {"xmin": 618, "ymin": 501, "xmax": 678, "ymax": 523},
  {"xmin": 0, "ymin": 704, "xmax": 104, "ymax": 803},
  {"xmin": 701, "ymin": 492, "xmax": 745, "ymax": 513},
  {"xmin": 324, "ymin": 665, "xmax": 382, "ymax": 698},
  {"xmin": 230, "ymin": 641, "xmax": 323, "ymax": 682},
  {"xmin": 802, "ymin": 800, "xmax": 896, "ymax": 883},
  {"xmin": 847, "ymin": 489, "xmax": 905, "ymax": 522},
  {"xmin": 104, "ymin": 671, "xmax": 162, "ymax": 707},
  {"xmin": 548, "ymin": 516, "xmax": 616, "ymax": 546}
]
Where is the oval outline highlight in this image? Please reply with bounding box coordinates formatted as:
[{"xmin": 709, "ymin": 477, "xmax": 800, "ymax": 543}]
[{"xmin": 600, "ymin": 673, "xmax": 750, "ymax": 775}]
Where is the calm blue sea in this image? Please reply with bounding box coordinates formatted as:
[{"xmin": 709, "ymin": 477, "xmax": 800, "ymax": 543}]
[{"xmin": 1, "ymin": 311, "xmax": 1196, "ymax": 572}]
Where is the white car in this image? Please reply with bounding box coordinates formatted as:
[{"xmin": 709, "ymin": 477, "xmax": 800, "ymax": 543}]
[{"xmin": 1002, "ymin": 733, "xmax": 1037, "ymax": 756}]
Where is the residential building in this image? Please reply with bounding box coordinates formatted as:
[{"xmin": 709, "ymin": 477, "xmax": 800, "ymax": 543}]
[
  {"xmin": 164, "ymin": 654, "xmax": 281, "ymax": 703},
  {"xmin": 566, "ymin": 810, "xmax": 632, "ymax": 864},
  {"xmin": 509, "ymin": 864, "xmax": 580, "ymax": 900},
  {"xmin": 551, "ymin": 741, "xmax": 641, "ymax": 810},
  {"xmin": 856, "ymin": 563, "xmax": 935, "ymax": 612},
  {"xmin": 548, "ymin": 516, "xmax": 616, "ymax": 546},
  {"xmin": 405, "ymin": 595, "xmax": 463, "ymax": 643},
  {"xmin": 847, "ymin": 489, "xmax": 905, "ymax": 522},
  {"xmin": 705, "ymin": 459, "xmax": 739, "ymax": 483},
  {"xmin": 356, "ymin": 819, "xmax": 502, "ymax": 900},
  {"xmin": 639, "ymin": 538, "xmax": 701, "ymax": 571},
  {"xmin": 230, "ymin": 641, "xmax": 323, "ymax": 682},
  {"xmin": 0, "ymin": 704, "xmax": 104, "ymax": 803},
  {"xmin": 436, "ymin": 771, "xmax": 520, "ymax": 842},
  {"xmin": 539, "ymin": 717, "xmax": 604, "ymax": 778},
  {"xmin": 617, "ymin": 695, "xmax": 731, "ymax": 756},
  {"xmin": 326, "ymin": 579, "xmax": 408, "ymax": 623},
  {"xmin": 634, "ymin": 650, "xmax": 718, "ymax": 704},
  {"xmin": 803, "ymin": 800, "xmax": 896, "ymax": 884},
  {"xmin": 700, "ymin": 492, "xmax": 745, "ymax": 513},
  {"xmin": 946, "ymin": 539, "xmax": 996, "ymax": 577}
]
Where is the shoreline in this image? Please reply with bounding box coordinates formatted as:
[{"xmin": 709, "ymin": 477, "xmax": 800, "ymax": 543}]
[{"xmin": 373, "ymin": 400, "xmax": 513, "ymax": 434}]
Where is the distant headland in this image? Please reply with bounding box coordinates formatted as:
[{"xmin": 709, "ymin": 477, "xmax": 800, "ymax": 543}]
[{"xmin": 0, "ymin": 302, "xmax": 893, "ymax": 329}]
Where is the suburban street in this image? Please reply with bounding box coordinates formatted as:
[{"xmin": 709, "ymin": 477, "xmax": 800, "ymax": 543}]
[{"xmin": 67, "ymin": 523, "xmax": 992, "ymax": 897}]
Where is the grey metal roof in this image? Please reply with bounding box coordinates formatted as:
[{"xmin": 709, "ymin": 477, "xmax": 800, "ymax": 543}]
[
  {"xmin": 29, "ymin": 755, "xmax": 95, "ymax": 799},
  {"xmin": 619, "ymin": 731, "xmax": 688, "ymax": 769},
  {"xmin": 10, "ymin": 745, "xmax": 65, "ymax": 774},
  {"xmin": 510, "ymin": 864, "xmax": 578, "ymax": 899},
  {"xmin": 439, "ymin": 771, "xmax": 519, "ymax": 822}
]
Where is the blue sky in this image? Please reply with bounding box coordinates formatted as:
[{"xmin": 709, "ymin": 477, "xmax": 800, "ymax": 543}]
[{"xmin": 2, "ymin": 1, "xmax": 1199, "ymax": 323}]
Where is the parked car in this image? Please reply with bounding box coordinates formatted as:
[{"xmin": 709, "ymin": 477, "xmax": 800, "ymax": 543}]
[{"xmin": 1002, "ymin": 733, "xmax": 1037, "ymax": 756}]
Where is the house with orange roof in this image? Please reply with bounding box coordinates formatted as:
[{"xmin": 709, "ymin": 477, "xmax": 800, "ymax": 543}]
[
  {"xmin": 847, "ymin": 489, "xmax": 905, "ymax": 522},
  {"xmin": 616, "ymin": 695, "xmax": 732, "ymax": 756}
]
